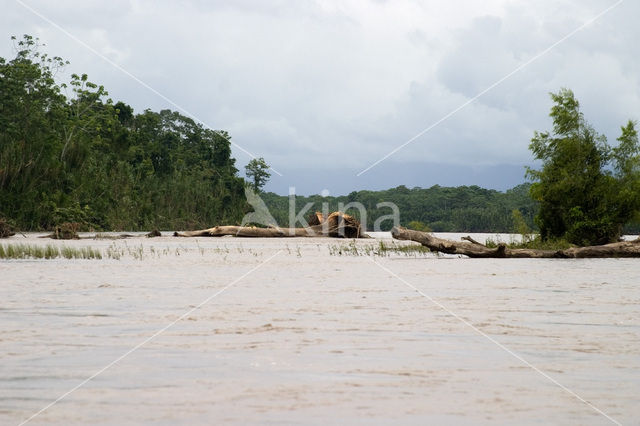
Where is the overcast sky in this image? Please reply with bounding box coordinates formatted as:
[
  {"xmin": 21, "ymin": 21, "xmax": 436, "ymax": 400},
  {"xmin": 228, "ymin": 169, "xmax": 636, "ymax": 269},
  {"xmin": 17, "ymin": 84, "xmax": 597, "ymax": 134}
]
[{"xmin": 2, "ymin": 0, "xmax": 639, "ymax": 195}]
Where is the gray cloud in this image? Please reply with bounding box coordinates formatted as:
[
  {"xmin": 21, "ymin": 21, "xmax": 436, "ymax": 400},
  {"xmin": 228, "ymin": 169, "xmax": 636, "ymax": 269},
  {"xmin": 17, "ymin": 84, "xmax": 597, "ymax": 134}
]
[{"xmin": 2, "ymin": 0, "xmax": 638, "ymax": 194}]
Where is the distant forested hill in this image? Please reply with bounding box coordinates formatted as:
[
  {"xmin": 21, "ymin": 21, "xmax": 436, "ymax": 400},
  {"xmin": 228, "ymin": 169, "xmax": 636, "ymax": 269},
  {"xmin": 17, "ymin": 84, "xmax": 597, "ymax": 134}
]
[
  {"xmin": 262, "ymin": 183, "xmax": 640, "ymax": 235},
  {"xmin": 261, "ymin": 184, "xmax": 539, "ymax": 232},
  {"xmin": 0, "ymin": 35, "xmax": 246, "ymax": 231}
]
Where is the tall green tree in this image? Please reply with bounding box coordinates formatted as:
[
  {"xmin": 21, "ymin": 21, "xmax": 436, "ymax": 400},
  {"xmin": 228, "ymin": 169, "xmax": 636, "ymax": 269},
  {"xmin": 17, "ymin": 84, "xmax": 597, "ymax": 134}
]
[
  {"xmin": 245, "ymin": 157, "xmax": 271, "ymax": 192},
  {"xmin": 527, "ymin": 88, "xmax": 640, "ymax": 245},
  {"xmin": 0, "ymin": 35, "xmax": 68, "ymax": 228}
]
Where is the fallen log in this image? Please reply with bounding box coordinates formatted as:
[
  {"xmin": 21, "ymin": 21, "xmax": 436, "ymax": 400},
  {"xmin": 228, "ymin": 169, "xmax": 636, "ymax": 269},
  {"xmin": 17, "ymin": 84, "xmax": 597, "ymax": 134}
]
[
  {"xmin": 391, "ymin": 226, "xmax": 640, "ymax": 258},
  {"xmin": 175, "ymin": 212, "xmax": 366, "ymax": 238}
]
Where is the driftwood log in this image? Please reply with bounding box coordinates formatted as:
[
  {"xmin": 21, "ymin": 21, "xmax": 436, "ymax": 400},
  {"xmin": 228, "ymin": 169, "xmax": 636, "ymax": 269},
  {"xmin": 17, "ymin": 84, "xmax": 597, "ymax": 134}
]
[
  {"xmin": 392, "ymin": 226, "xmax": 640, "ymax": 258},
  {"xmin": 175, "ymin": 212, "xmax": 365, "ymax": 238}
]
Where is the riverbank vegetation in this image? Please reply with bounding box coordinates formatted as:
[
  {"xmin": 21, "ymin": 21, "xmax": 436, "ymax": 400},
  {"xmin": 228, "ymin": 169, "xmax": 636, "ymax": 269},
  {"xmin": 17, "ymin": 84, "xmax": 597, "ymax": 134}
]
[
  {"xmin": 0, "ymin": 35, "xmax": 246, "ymax": 232},
  {"xmin": 328, "ymin": 240, "xmax": 432, "ymax": 257}
]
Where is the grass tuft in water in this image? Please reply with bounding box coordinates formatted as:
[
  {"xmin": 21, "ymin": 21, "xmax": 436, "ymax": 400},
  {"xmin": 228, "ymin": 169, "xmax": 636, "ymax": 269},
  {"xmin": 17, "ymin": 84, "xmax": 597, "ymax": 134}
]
[
  {"xmin": 329, "ymin": 240, "xmax": 431, "ymax": 257},
  {"xmin": 0, "ymin": 243, "xmax": 103, "ymax": 260},
  {"xmin": 485, "ymin": 235, "xmax": 574, "ymax": 250}
]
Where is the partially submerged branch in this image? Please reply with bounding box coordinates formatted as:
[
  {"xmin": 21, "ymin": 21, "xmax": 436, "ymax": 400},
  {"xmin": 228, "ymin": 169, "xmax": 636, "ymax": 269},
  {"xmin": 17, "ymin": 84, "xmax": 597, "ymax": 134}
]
[
  {"xmin": 461, "ymin": 235, "xmax": 485, "ymax": 246},
  {"xmin": 392, "ymin": 227, "xmax": 640, "ymax": 258}
]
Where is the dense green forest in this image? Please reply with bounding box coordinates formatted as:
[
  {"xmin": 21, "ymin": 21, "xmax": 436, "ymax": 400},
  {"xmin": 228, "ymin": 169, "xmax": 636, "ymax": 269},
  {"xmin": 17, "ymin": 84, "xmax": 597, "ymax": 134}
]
[
  {"xmin": 261, "ymin": 184, "xmax": 538, "ymax": 232},
  {"xmin": 262, "ymin": 184, "xmax": 640, "ymax": 234},
  {"xmin": 0, "ymin": 35, "xmax": 247, "ymax": 231}
]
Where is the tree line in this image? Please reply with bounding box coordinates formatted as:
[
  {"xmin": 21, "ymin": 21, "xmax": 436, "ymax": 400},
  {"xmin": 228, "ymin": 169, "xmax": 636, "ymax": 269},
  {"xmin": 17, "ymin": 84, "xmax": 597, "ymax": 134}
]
[
  {"xmin": 260, "ymin": 183, "xmax": 539, "ymax": 233},
  {"xmin": 261, "ymin": 182, "xmax": 639, "ymax": 236}
]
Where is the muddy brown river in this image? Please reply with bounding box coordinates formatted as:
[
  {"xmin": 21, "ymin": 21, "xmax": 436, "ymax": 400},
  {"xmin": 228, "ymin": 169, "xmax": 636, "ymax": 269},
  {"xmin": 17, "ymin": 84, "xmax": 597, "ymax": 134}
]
[{"xmin": 1, "ymin": 234, "xmax": 638, "ymax": 425}]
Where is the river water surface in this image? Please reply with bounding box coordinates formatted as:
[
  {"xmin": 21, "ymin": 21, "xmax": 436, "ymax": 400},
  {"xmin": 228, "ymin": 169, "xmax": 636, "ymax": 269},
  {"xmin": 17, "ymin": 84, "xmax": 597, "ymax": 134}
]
[{"xmin": 1, "ymin": 234, "xmax": 638, "ymax": 425}]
